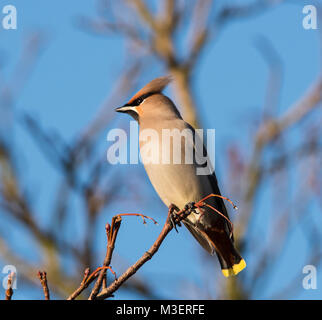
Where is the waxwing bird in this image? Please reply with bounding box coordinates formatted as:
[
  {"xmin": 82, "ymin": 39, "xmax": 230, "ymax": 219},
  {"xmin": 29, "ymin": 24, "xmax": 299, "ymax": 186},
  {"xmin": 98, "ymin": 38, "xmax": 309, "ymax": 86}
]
[{"xmin": 115, "ymin": 76, "xmax": 246, "ymax": 277}]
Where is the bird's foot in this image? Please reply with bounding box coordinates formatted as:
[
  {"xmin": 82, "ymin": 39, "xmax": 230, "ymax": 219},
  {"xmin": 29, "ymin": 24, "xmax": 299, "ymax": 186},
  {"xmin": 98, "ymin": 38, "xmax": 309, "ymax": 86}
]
[
  {"xmin": 168, "ymin": 204, "xmax": 181, "ymax": 233},
  {"xmin": 168, "ymin": 202, "xmax": 198, "ymax": 232},
  {"xmin": 184, "ymin": 202, "xmax": 198, "ymax": 215}
]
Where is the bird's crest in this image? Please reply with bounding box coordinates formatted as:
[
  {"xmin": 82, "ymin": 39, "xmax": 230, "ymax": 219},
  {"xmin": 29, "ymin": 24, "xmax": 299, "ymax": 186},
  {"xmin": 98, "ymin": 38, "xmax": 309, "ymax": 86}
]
[{"xmin": 127, "ymin": 76, "xmax": 172, "ymax": 104}]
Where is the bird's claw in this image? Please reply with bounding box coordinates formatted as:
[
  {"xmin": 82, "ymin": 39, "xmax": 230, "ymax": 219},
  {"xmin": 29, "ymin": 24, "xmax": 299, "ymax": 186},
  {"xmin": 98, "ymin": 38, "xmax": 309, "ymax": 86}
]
[
  {"xmin": 168, "ymin": 202, "xmax": 197, "ymax": 233},
  {"xmin": 184, "ymin": 202, "xmax": 197, "ymax": 215},
  {"xmin": 168, "ymin": 204, "xmax": 180, "ymax": 233}
]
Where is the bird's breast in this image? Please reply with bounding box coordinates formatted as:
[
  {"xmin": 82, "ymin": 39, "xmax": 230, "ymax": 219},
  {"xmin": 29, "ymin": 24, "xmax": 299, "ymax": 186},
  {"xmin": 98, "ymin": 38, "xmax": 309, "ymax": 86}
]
[{"xmin": 139, "ymin": 123, "xmax": 211, "ymax": 214}]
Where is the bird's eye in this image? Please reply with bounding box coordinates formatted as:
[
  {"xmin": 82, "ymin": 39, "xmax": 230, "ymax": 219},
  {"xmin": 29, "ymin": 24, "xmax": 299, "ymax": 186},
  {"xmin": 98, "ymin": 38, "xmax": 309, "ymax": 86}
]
[{"xmin": 135, "ymin": 97, "xmax": 143, "ymax": 105}]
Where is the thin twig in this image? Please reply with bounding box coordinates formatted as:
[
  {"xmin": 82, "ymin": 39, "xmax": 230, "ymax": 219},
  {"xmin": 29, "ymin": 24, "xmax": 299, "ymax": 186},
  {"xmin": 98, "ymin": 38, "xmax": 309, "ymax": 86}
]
[
  {"xmin": 5, "ymin": 272, "xmax": 15, "ymax": 300},
  {"xmin": 88, "ymin": 218, "xmax": 122, "ymax": 299},
  {"xmin": 95, "ymin": 206, "xmax": 190, "ymax": 300},
  {"xmin": 66, "ymin": 267, "xmax": 90, "ymax": 300},
  {"xmin": 37, "ymin": 271, "xmax": 50, "ymax": 300},
  {"xmin": 89, "ymin": 213, "xmax": 157, "ymax": 300},
  {"xmin": 68, "ymin": 219, "xmax": 122, "ymax": 300}
]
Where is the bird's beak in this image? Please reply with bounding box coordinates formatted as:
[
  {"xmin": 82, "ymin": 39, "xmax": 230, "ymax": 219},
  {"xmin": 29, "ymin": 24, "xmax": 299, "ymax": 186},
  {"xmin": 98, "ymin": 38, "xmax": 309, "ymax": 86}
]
[{"xmin": 115, "ymin": 105, "xmax": 138, "ymax": 114}]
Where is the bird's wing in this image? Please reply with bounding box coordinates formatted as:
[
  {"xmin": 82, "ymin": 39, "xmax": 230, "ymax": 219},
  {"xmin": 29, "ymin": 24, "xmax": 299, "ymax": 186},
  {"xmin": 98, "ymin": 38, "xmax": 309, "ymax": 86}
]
[
  {"xmin": 182, "ymin": 220, "xmax": 216, "ymax": 255},
  {"xmin": 184, "ymin": 121, "xmax": 233, "ymax": 241},
  {"xmin": 207, "ymin": 172, "xmax": 233, "ymax": 241}
]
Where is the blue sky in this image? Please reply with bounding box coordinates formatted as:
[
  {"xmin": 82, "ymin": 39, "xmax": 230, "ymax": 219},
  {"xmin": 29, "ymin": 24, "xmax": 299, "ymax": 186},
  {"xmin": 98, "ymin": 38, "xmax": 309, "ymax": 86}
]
[{"xmin": 0, "ymin": 0, "xmax": 321, "ymax": 299}]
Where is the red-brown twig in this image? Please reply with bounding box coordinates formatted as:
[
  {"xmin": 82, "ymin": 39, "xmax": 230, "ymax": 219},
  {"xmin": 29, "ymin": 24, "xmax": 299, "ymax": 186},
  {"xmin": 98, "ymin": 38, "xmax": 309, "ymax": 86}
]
[
  {"xmin": 195, "ymin": 193, "xmax": 238, "ymax": 238},
  {"xmin": 66, "ymin": 267, "xmax": 90, "ymax": 300},
  {"xmin": 95, "ymin": 205, "xmax": 189, "ymax": 300},
  {"xmin": 37, "ymin": 271, "xmax": 50, "ymax": 300},
  {"xmin": 115, "ymin": 213, "xmax": 158, "ymax": 225},
  {"xmin": 67, "ymin": 266, "xmax": 117, "ymax": 300},
  {"xmin": 200, "ymin": 202, "xmax": 234, "ymax": 238},
  {"xmin": 67, "ymin": 220, "xmax": 120, "ymax": 300},
  {"xmin": 89, "ymin": 213, "xmax": 157, "ymax": 300},
  {"xmin": 88, "ymin": 218, "xmax": 121, "ymax": 300},
  {"xmin": 5, "ymin": 272, "xmax": 15, "ymax": 300},
  {"xmin": 86, "ymin": 266, "xmax": 117, "ymax": 285},
  {"xmin": 196, "ymin": 193, "xmax": 238, "ymax": 210}
]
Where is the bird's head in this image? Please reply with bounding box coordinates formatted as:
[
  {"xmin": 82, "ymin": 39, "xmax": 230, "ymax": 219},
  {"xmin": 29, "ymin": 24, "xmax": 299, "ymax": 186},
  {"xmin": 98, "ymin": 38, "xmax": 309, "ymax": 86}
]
[{"xmin": 115, "ymin": 76, "xmax": 181, "ymax": 122}]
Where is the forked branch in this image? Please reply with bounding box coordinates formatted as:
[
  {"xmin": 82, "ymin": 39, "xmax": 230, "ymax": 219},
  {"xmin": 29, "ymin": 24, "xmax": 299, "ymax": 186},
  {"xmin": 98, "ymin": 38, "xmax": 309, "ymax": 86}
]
[{"xmin": 36, "ymin": 194, "xmax": 236, "ymax": 300}]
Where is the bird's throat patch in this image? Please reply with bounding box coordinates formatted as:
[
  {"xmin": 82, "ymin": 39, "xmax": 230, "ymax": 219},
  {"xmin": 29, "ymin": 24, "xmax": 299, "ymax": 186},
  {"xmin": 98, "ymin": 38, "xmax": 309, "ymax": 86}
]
[{"xmin": 136, "ymin": 105, "xmax": 143, "ymax": 115}]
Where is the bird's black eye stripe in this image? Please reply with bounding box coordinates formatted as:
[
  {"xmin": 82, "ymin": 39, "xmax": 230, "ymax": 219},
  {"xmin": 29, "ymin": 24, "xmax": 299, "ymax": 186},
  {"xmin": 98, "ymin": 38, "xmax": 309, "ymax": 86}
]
[
  {"xmin": 131, "ymin": 92, "xmax": 156, "ymax": 106},
  {"xmin": 133, "ymin": 97, "xmax": 143, "ymax": 106}
]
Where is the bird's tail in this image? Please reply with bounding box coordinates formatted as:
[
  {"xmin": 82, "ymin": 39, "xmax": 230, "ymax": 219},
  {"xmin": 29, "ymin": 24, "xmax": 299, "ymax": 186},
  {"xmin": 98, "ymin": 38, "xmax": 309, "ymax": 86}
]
[
  {"xmin": 210, "ymin": 231, "xmax": 246, "ymax": 277},
  {"xmin": 216, "ymin": 250, "xmax": 246, "ymax": 277},
  {"xmin": 182, "ymin": 220, "xmax": 246, "ymax": 277}
]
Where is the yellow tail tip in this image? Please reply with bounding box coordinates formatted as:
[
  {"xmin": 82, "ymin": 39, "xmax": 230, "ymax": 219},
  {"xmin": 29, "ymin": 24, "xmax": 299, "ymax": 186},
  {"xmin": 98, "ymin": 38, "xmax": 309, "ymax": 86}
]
[{"xmin": 222, "ymin": 259, "xmax": 246, "ymax": 277}]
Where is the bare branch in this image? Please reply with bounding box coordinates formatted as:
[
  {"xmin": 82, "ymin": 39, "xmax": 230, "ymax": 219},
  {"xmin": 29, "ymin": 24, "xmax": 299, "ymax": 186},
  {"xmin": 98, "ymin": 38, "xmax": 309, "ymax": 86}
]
[
  {"xmin": 66, "ymin": 268, "xmax": 90, "ymax": 300},
  {"xmin": 88, "ymin": 219, "xmax": 121, "ymax": 299},
  {"xmin": 38, "ymin": 271, "xmax": 50, "ymax": 300},
  {"xmin": 257, "ymin": 77, "xmax": 322, "ymax": 147},
  {"xmin": 4, "ymin": 272, "xmax": 15, "ymax": 301},
  {"xmin": 96, "ymin": 205, "xmax": 196, "ymax": 300}
]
